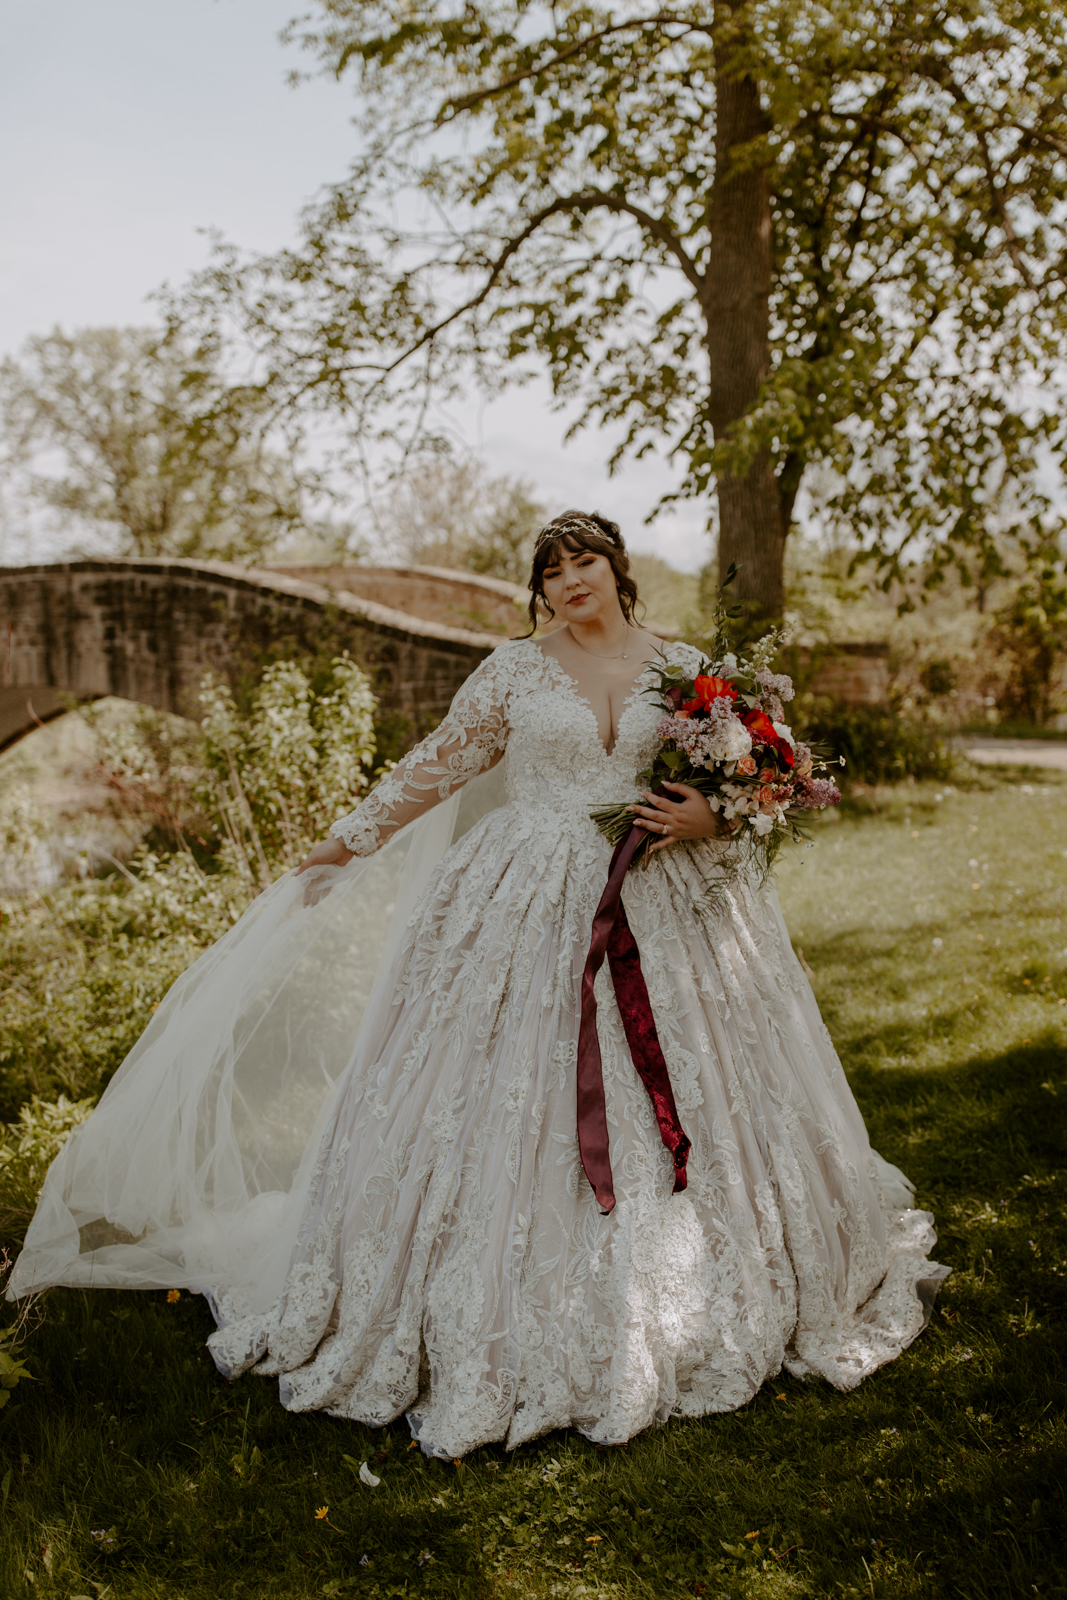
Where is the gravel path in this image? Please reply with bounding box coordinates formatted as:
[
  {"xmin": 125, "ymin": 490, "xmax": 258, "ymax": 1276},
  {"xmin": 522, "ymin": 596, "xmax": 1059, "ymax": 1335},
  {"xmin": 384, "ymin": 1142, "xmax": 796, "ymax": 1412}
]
[{"xmin": 960, "ymin": 738, "xmax": 1067, "ymax": 770}]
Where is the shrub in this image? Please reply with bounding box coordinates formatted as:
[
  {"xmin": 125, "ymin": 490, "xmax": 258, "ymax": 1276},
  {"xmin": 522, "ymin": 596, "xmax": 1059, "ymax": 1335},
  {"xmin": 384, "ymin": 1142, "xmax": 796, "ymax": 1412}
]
[
  {"xmin": 0, "ymin": 656, "xmax": 381, "ymax": 1117},
  {"xmin": 987, "ymin": 562, "xmax": 1067, "ymax": 726},
  {"xmin": 795, "ymin": 700, "xmax": 958, "ymax": 786},
  {"xmin": 0, "ymin": 1095, "xmax": 95, "ymax": 1246},
  {"xmin": 918, "ymin": 658, "xmax": 959, "ymax": 699}
]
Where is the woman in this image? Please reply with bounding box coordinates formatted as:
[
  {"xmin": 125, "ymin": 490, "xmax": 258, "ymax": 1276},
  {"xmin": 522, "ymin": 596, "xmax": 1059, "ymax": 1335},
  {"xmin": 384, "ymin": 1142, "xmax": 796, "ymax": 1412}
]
[{"xmin": 12, "ymin": 511, "xmax": 946, "ymax": 1458}]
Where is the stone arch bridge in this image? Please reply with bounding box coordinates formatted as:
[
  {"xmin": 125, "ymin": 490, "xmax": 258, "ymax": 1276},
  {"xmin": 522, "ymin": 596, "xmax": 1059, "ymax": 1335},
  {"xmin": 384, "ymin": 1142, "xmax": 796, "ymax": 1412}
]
[
  {"xmin": 0, "ymin": 558, "xmax": 525, "ymax": 753},
  {"xmin": 0, "ymin": 557, "xmax": 888, "ymax": 754}
]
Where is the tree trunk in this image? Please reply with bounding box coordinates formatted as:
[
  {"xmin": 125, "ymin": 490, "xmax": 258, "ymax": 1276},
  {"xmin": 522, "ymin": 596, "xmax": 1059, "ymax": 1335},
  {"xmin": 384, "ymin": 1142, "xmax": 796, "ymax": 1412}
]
[{"xmin": 705, "ymin": 18, "xmax": 782, "ymax": 622}]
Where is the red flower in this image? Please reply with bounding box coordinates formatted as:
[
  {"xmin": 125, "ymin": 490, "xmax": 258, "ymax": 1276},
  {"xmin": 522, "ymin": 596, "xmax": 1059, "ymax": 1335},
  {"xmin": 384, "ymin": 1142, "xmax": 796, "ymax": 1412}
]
[
  {"xmin": 742, "ymin": 709, "xmax": 795, "ymax": 769},
  {"xmin": 681, "ymin": 675, "xmax": 738, "ymax": 715}
]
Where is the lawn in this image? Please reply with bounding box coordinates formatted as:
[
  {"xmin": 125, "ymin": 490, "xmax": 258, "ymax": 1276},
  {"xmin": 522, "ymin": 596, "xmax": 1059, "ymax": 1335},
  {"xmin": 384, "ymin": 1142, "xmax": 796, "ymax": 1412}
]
[{"xmin": 1, "ymin": 770, "xmax": 1064, "ymax": 1600}]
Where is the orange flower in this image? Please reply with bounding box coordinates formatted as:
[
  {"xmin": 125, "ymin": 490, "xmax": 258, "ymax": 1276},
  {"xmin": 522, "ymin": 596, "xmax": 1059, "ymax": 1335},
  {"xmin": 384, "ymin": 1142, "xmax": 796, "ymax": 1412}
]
[
  {"xmin": 166, "ymin": 1289, "xmax": 180, "ymax": 1303},
  {"xmin": 681, "ymin": 674, "xmax": 738, "ymax": 714}
]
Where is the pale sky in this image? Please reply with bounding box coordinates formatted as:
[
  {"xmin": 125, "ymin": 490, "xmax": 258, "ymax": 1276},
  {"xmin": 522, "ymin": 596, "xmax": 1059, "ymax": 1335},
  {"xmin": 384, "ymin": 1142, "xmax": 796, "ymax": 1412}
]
[{"xmin": 0, "ymin": 0, "xmax": 710, "ymax": 571}]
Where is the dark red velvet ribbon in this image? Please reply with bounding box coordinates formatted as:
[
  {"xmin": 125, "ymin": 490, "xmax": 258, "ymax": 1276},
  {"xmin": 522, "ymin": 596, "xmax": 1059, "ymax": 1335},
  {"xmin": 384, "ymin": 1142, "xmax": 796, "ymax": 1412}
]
[{"xmin": 577, "ymin": 823, "xmax": 692, "ymax": 1214}]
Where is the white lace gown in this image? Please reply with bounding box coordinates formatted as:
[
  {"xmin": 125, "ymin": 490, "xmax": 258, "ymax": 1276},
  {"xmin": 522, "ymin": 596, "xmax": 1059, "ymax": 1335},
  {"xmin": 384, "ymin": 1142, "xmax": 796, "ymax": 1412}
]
[{"xmin": 204, "ymin": 638, "xmax": 947, "ymax": 1457}]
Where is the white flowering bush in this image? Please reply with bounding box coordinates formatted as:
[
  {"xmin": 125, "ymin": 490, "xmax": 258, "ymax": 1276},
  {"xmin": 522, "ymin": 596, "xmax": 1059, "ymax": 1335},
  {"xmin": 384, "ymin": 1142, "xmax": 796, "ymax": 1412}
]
[
  {"xmin": 198, "ymin": 655, "xmax": 377, "ymax": 888},
  {"xmin": 0, "ymin": 656, "xmax": 380, "ymax": 1117}
]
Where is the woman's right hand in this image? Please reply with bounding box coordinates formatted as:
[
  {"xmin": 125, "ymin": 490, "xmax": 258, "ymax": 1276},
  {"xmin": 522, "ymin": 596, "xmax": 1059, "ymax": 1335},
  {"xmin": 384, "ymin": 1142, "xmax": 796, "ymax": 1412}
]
[{"xmin": 295, "ymin": 836, "xmax": 355, "ymax": 874}]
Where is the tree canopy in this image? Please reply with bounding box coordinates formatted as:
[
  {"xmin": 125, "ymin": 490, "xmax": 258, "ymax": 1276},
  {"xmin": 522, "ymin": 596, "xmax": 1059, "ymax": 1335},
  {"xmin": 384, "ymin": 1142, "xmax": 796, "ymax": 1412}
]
[
  {"xmin": 0, "ymin": 327, "xmax": 336, "ymax": 563},
  {"xmin": 377, "ymin": 456, "xmax": 545, "ymax": 582},
  {"xmin": 175, "ymin": 0, "xmax": 1067, "ymax": 615}
]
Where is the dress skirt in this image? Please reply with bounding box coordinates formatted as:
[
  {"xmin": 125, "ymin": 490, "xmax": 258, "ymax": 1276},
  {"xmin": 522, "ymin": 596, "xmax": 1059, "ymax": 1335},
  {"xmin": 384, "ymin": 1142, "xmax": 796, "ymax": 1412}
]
[{"xmin": 207, "ymin": 800, "xmax": 946, "ymax": 1458}]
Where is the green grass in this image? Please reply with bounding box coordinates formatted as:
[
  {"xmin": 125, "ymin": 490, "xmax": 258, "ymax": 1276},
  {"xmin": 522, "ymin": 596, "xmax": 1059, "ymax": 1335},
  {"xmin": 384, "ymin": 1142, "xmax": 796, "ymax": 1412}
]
[{"xmin": 1, "ymin": 772, "xmax": 1065, "ymax": 1599}]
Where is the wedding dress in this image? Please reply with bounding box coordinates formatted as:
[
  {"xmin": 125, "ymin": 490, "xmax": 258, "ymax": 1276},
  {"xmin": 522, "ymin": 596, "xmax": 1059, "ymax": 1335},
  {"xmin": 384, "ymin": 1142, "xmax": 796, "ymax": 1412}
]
[{"xmin": 12, "ymin": 638, "xmax": 947, "ymax": 1457}]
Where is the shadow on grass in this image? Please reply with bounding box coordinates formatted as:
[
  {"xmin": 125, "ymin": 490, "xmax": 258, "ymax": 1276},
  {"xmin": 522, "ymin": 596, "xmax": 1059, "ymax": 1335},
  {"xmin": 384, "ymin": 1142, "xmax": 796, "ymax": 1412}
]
[
  {"xmin": 849, "ymin": 1034, "xmax": 1067, "ymax": 1196},
  {"xmin": 1, "ymin": 1038, "xmax": 1064, "ymax": 1599}
]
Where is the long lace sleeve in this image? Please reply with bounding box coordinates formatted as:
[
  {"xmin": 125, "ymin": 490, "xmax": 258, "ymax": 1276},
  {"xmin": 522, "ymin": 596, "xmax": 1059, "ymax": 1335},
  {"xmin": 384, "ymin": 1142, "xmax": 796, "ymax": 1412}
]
[{"xmin": 329, "ymin": 648, "xmax": 511, "ymax": 857}]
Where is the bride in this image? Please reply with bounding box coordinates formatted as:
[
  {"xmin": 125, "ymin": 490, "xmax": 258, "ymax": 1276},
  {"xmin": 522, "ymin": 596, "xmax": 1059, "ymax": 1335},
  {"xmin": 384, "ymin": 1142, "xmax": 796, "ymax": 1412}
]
[{"xmin": 11, "ymin": 510, "xmax": 947, "ymax": 1458}]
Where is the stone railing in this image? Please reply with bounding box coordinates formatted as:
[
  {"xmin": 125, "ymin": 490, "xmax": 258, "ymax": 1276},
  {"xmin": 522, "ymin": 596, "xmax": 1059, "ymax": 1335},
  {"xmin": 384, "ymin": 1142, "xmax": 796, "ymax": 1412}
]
[
  {"xmin": 0, "ymin": 558, "xmax": 500, "ymax": 753},
  {"xmin": 267, "ymin": 563, "xmax": 529, "ymax": 638}
]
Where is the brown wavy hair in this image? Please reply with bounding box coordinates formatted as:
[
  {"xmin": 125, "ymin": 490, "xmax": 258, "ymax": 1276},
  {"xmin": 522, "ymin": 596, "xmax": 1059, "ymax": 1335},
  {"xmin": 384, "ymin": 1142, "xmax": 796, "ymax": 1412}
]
[{"xmin": 524, "ymin": 511, "xmax": 642, "ymax": 635}]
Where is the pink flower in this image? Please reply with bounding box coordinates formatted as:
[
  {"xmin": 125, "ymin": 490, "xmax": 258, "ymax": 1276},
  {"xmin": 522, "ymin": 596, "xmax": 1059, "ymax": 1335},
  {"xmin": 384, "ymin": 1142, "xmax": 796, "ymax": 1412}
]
[{"xmin": 735, "ymin": 755, "xmax": 757, "ymax": 776}]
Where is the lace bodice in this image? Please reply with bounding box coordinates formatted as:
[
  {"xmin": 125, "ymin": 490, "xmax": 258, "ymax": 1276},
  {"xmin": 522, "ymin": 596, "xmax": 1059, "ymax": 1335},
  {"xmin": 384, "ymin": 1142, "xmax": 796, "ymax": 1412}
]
[{"xmin": 331, "ymin": 638, "xmax": 704, "ymax": 856}]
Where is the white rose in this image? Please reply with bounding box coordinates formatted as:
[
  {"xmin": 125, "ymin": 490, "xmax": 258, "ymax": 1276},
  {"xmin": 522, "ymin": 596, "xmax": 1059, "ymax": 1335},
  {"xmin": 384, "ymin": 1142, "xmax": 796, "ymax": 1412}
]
[
  {"xmin": 728, "ymin": 719, "xmax": 753, "ymax": 760},
  {"xmin": 752, "ymin": 812, "xmax": 775, "ymax": 836},
  {"xmin": 704, "ymin": 715, "xmax": 751, "ymax": 765}
]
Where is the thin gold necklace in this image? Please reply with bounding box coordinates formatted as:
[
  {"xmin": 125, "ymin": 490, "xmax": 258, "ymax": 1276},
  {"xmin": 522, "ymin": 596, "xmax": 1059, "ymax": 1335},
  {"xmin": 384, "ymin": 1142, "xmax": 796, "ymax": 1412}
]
[{"xmin": 569, "ymin": 625, "xmax": 635, "ymax": 661}]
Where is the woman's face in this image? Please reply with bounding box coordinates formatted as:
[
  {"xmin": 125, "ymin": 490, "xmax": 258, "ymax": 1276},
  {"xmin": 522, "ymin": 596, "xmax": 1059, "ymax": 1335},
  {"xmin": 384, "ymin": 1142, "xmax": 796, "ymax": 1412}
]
[{"xmin": 540, "ymin": 544, "xmax": 623, "ymax": 627}]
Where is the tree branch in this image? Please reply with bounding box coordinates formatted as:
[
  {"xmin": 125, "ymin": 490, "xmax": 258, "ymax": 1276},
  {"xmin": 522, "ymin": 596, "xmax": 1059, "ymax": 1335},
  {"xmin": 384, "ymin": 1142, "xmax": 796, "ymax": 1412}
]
[
  {"xmin": 916, "ymin": 60, "xmax": 1039, "ymax": 292},
  {"xmin": 329, "ymin": 191, "xmax": 705, "ymax": 386},
  {"xmin": 972, "ymin": 125, "xmax": 1037, "ymax": 292},
  {"xmin": 441, "ymin": 13, "xmax": 704, "ymax": 120}
]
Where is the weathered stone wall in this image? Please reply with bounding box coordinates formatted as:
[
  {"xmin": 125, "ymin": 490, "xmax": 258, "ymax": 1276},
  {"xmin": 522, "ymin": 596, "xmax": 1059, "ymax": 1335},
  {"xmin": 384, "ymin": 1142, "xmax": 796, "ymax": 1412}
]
[
  {"xmin": 268, "ymin": 563, "xmax": 528, "ymax": 638},
  {"xmin": 0, "ymin": 559, "xmax": 498, "ymax": 752},
  {"xmin": 800, "ymin": 643, "xmax": 890, "ymax": 707}
]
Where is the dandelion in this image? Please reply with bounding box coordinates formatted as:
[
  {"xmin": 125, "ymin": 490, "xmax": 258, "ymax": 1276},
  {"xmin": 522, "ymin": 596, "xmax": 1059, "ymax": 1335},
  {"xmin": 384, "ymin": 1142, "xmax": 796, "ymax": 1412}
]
[
  {"xmin": 586, "ymin": 1535, "xmax": 603, "ymax": 1544},
  {"xmin": 745, "ymin": 1530, "xmax": 761, "ymax": 1540},
  {"xmin": 315, "ymin": 1506, "xmax": 329, "ymax": 1520},
  {"xmin": 166, "ymin": 1289, "xmax": 180, "ymax": 1303}
]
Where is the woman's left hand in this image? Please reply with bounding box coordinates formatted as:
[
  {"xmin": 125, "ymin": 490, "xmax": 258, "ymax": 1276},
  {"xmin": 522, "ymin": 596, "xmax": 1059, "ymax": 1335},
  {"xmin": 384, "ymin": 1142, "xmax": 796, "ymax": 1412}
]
[{"xmin": 630, "ymin": 782, "xmax": 739, "ymax": 853}]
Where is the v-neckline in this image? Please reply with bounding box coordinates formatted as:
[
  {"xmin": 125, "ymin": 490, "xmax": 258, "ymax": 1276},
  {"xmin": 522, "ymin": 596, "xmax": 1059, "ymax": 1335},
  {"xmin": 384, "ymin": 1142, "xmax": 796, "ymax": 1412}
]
[{"xmin": 533, "ymin": 643, "xmax": 659, "ymax": 759}]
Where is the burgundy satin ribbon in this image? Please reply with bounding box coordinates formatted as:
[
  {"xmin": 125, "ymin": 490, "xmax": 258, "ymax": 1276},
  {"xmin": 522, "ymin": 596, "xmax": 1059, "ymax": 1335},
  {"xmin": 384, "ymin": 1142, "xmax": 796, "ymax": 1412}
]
[{"xmin": 577, "ymin": 823, "xmax": 692, "ymax": 1214}]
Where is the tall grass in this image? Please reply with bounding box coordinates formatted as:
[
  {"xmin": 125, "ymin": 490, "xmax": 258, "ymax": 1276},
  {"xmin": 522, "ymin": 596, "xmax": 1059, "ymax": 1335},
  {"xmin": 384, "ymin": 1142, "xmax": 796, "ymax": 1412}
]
[{"xmin": 0, "ymin": 771, "xmax": 1063, "ymax": 1598}]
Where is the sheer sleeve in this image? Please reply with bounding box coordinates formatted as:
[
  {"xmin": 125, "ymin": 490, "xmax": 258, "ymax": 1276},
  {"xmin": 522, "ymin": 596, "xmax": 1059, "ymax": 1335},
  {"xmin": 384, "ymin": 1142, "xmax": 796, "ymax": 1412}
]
[{"xmin": 329, "ymin": 648, "xmax": 510, "ymax": 858}]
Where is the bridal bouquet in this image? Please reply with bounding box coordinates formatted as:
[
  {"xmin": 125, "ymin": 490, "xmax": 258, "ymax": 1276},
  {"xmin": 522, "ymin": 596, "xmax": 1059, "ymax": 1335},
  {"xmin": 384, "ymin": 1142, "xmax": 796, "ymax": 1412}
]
[{"xmin": 590, "ymin": 631, "xmax": 841, "ymax": 877}]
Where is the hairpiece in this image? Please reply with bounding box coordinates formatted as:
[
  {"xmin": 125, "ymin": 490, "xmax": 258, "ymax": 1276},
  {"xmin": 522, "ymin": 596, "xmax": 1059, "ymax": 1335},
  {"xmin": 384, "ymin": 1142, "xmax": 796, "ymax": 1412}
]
[{"xmin": 534, "ymin": 514, "xmax": 619, "ymax": 550}]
